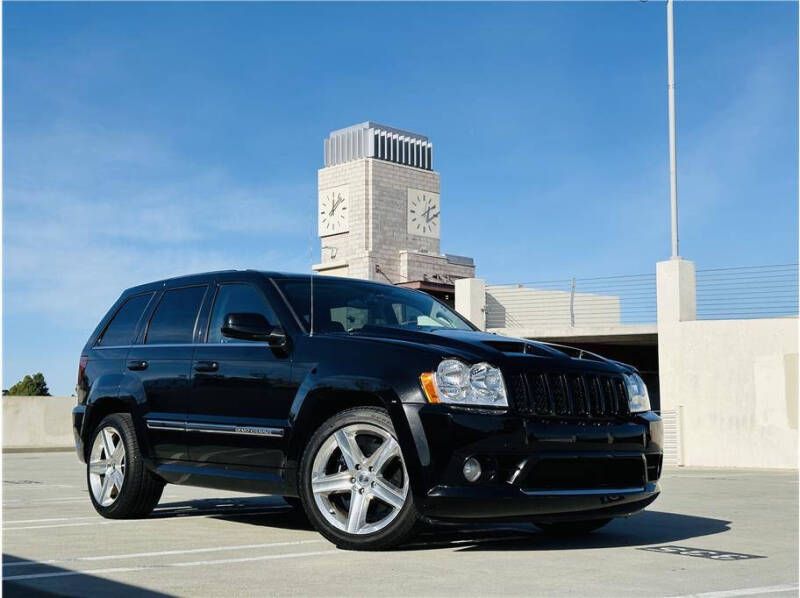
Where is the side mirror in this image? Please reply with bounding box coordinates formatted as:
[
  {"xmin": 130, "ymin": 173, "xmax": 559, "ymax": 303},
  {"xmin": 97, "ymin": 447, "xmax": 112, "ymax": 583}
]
[{"xmin": 221, "ymin": 313, "xmax": 284, "ymax": 345}]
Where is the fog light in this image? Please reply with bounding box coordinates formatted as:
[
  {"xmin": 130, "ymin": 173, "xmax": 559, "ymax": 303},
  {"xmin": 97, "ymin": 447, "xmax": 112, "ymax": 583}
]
[{"xmin": 462, "ymin": 457, "xmax": 482, "ymax": 482}]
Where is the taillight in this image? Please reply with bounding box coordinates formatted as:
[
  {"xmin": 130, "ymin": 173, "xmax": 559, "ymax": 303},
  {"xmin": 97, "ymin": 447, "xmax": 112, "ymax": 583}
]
[{"xmin": 77, "ymin": 355, "xmax": 88, "ymax": 384}]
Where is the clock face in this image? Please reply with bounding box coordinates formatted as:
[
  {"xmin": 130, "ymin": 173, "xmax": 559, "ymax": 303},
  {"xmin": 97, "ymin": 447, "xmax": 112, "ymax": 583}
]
[
  {"xmin": 407, "ymin": 189, "xmax": 440, "ymax": 238},
  {"xmin": 318, "ymin": 185, "xmax": 349, "ymax": 236}
]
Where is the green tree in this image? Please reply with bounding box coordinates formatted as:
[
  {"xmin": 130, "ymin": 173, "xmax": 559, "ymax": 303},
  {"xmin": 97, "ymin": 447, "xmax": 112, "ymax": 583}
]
[{"xmin": 4, "ymin": 373, "xmax": 51, "ymax": 396}]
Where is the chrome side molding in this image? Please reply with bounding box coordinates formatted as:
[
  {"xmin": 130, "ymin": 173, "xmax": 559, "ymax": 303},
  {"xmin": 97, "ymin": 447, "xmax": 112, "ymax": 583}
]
[
  {"xmin": 145, "ymin": 419, "xmax": 186, "ymax": 432},
  {"xmin": 145, "ymin": 419, "xmax": 284, "ymax": 438}
]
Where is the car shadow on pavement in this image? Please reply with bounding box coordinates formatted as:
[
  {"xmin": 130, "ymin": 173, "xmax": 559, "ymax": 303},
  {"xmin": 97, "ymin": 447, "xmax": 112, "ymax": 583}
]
[
  {"xmin": 146, "ymin": 499, "xmax": 730, "ymax": 552},
  {"xmin": 3, "ymin": 555, "xmax": 173, "ymax": 598},
  {"xmin": 151, "ymin": 496, "xmax": 315, "ymax": 531},
  {"xmin": 399, "ymin": 511, "xmax": 731, "ymax": 552}
]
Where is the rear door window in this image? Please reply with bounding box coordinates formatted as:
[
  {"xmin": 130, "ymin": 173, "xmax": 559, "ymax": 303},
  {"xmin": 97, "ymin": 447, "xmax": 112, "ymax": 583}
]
[
  {"xmin": 146, "ymin": 286, "xmax": 207, "ymax": 344},
  {"xmin": 97, "ymin": 293, "xmax": 154, "ymax": 347}
]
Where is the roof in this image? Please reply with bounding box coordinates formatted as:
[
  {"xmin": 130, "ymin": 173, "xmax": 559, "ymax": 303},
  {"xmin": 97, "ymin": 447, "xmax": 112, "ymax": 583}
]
[{"xmin": 121, "ymin": 270, "xmax": 398, "ymax": 295}]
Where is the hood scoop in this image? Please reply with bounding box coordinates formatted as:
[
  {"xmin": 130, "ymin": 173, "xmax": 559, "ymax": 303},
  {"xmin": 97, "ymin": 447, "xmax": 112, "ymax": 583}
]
[
  {"xmin": 482, "ymin": 341, "xmax": 554, "ymax": 357},
  {"xmin": 483, "ymin": 340, "xmax": 610, "ymax": 363}
]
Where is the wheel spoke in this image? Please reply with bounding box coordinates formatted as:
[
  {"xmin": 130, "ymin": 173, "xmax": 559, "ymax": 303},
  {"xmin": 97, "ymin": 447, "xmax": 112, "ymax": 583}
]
[
  {"xmin": 366, "ymin": 436, "xmax": 400, "ymax": 473},
  {"xmin": 99, "ymin": 473, "xmax": 113, "ymax": 504},
  {"xmin": 312, "ymin": 471, "xmax": 353, "ymax": 495},
  {"xmin": 111, "ymin": 441, "xmax": 125, "ymax": 465},
  {"xmin": 89, "ymin": 460, "xmax": 109, "ymax": 474},
  {"xmin": 334, "ymin": 429, "xmax": 364, "ymax": 470},
  {"xmin": 346, "ymin": 489, "xmax": 369, "ymax": 534},
  {"xmin": 371, "ymin": 477, "xmax": 406, "ymax": 511},
  {"xmin": 111, "ymin": 469, "xmax": 124, "ymax": 493},
  {"xmin": 101, "ymin": 429, "xmax": 115, "ymax": 459}
]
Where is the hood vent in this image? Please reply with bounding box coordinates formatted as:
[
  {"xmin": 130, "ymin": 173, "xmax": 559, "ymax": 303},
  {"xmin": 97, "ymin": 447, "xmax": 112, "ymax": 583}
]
[
  {"xmin": 540, "ymin": 343, "xmax": 608, "ymax": 363},
  {"xmin": 483, "ymin": 340, "xmax": 611, "ymax": 364},
  {"xmin": 482, "ymin": 341, "xmax": 554, "ymax": 357}
]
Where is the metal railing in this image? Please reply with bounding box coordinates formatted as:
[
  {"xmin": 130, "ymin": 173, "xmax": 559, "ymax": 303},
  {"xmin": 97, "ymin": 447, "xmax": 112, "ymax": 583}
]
[
  {"xmin": 695, "ymin": 264, "xmax": 798, "ymax": 320},
  {"xmin": 485, "ymin": 273, "xmax": 656, "ymax": 329}
]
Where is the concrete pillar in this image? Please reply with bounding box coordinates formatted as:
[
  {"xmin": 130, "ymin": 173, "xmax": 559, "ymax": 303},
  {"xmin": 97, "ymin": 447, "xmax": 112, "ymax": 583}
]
[
  {"xmin": 455, "ymin": 278, "xmax": 486, "ymax": 331},
  {"xmin": 657, "ymin": 258, "xmax": 696, "ymax": 324},
  {"xmin": 656, "ymin": 258, "xmax": 695, "ymax": 426}
]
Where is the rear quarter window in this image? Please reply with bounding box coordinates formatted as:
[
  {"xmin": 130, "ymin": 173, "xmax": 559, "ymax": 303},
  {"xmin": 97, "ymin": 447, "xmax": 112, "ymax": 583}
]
[{"xmin": 96, "ymin": 293, "xmax": 154, "ymax": 347}]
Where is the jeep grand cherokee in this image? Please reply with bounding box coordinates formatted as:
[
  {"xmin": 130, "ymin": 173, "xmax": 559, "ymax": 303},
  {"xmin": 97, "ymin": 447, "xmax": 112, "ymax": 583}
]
[{"xmin": 73, "ymin": 271, "xmax": 662, "ymax": 550}]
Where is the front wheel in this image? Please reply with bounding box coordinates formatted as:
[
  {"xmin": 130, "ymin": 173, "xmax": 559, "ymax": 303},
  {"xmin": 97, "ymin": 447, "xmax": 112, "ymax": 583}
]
[
  {"xmin": 533, "ymin": 518, "xmax": 612, "ymax": 535},
  {"xmin": 299, "ymin": 407, "xmax": 420, "ymax": 550}
]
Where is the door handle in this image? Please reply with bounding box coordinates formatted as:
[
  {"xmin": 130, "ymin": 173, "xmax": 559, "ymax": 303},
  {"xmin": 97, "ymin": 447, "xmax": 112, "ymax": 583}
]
[
  {"xmin": 194, "ymin": 361, "xmax": 219, "ymax": 373},
  {"xmin": 127, "ymin": 360, "xmax": 148, "ymax": 371}
]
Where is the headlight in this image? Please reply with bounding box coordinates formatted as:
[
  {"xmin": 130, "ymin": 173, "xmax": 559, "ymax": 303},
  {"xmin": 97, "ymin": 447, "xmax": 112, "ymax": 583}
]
[
  {"xmin": 623, "ymin": 373, "xmax": 651, "ymax": 413},
  {"xmin": 420, "ymin": 359, "xmax": 508, "ymax": 407}
]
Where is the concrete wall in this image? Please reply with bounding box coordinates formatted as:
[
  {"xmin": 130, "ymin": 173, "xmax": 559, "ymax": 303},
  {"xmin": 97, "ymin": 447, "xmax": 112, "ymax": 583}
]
[
  {"xmin": 485, "ymin": 285, "xmax": 621, "ymax": 329},
  {"xmin": 3, "ymin": 396, "xmax": 75, "ymax": 450},
  {"xmin": 657, "ymin": 259, "xmax": 798, "ymax": 469},
  {"xmin": 455, "ymin": 278, "xmax": 486, "ymax": 329},
  {"xmin": 658, "ymin": 316, "xmax": 798, "ymax": 468}
]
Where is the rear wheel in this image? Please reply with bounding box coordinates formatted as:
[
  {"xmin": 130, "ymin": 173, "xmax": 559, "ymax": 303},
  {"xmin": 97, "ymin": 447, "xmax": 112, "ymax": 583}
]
[
  {"xmin": 87, "ymin": 413, "xmax": 164, "ymax": 519},
  {"xmin": 533, "ymin": 518, "xmax": 612, "ymax": 535},
  {"xmin": 299, "ymin": 407, "xmax": 420, "ymax": 550}
]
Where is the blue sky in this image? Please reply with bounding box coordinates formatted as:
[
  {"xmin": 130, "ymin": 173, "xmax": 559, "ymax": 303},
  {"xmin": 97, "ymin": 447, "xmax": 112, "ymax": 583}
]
[{"xmin": 3, "ymin": 2, "xmax": 797, "ymax": 395}]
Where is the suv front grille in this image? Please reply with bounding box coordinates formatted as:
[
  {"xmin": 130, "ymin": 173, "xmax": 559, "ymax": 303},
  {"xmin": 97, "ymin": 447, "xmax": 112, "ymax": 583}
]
[{"xmin": 510, "ymin": 372, "xmax": 630, "ymax": 419}]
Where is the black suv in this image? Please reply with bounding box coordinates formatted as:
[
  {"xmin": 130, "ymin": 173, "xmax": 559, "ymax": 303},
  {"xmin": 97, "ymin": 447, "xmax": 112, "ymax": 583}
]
[{"xmin": 73, "ymin": 271, "xmax": 662, "ymax": 550}]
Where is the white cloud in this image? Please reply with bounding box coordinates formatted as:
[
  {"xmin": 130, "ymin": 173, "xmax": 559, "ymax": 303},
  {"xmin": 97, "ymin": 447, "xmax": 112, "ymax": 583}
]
[{"xmin": 3, "ymin": 123, "xmax": 316, "ymax": 330}]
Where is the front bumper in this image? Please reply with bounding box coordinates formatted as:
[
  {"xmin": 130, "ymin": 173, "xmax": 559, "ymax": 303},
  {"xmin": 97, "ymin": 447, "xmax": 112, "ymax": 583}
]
[{"xmin": 403, "ymin": 404, "xmax": 663, "ymax": 521}]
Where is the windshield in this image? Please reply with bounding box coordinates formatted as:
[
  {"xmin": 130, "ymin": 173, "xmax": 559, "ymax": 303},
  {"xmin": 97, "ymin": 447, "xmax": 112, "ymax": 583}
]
[{"xmin": 275, "ymin": 278, "xmax": 474, "ymax": 334}]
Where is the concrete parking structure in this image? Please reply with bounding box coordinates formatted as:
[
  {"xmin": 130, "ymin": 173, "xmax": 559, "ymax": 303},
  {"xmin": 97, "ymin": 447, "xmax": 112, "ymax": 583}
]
[{"xmin": 2, "ymin": 451, "xmax": 797, "ymax": 597}]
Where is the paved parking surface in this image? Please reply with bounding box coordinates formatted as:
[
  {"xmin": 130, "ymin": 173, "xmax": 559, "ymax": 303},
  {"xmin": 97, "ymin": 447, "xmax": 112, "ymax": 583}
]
[{"xmin": 2, "ymin": 451, "xmax": 797, "ymax": 597}]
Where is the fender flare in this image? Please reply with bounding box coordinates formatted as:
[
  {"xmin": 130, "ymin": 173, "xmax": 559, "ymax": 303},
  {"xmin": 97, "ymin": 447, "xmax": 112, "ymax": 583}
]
[
  {"xmin": 83, "ymin": 372, "xmax": 153, "ymax": 466},
  {"xmin": 284, "ymin": 374, "xmax": 426, "ymax": 495}
]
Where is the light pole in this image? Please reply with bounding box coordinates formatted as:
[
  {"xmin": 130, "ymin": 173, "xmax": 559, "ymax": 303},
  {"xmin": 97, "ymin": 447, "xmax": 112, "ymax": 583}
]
[{"xmin": 666, "ymin": 0, "xmax": 680, "ymax": 258}]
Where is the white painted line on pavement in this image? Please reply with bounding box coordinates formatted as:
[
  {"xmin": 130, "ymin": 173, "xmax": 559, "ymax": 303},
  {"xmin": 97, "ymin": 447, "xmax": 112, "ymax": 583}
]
[
  {"xmin": 4, "ymin": 549, "xmax": 342, "ymax": 581},
  {"xmin": 3, "ymin": 539, "xmax": 323, "ymax": 568},
  {"xmin": 3, "ymin": 497, "xmax": 87, "ymax": 504},
  {"xmin": 2, "ymin": 516, "xmax": 99, "ymax": 524},
  {"xmin": 3, "ymin": 507, "xmax": 283, "ymax": 531},
  {"xmin": 668, "ymin": 583, "xmax": 799, "ymax": 598},
  {"xmin": 3, "ymin": 502, "xmax": 279, "ymax": 524},
  {"xmin": 3, "ymin": 520, "xmax": 119, "ymax": 531},
  {"xmin": 4, "ymin": 494, "xmax": 270, "ymax": 506},
  {"xmin": 1, "ymin": 484, "xmax": 74, "ymax": 489}
]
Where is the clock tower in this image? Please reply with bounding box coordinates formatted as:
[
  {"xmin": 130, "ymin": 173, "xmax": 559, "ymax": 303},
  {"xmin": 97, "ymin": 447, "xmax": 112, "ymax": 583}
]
[{"xmin": 313, "ymin": 122, "xmax": 475, "ymax": 296}]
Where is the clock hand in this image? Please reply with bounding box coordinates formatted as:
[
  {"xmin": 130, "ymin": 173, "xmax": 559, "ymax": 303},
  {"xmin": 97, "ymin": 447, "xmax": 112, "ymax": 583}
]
[
  {"xmin": 425, "ymin": 210, "xmax": 439, "ymax": 224},
  {"xmin": 329, "ymin": 196, "xmax": 343, "ymax": 216}
]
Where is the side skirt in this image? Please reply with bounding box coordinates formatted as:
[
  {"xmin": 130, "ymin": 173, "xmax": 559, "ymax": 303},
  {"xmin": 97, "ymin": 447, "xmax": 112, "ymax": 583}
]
[{"xmin": 154, "ymin": 462, "xmax": 292, "ymax": 495}]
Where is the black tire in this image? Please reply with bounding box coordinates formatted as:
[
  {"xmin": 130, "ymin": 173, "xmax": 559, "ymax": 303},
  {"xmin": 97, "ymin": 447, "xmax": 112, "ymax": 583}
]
[
  {"xmin": 533, "ymin": 518, "xmax": 613, "ymax": 536},
  {"xmin": 87, "ymin": 413, "xmax": 164, "ymax": 519},
  {"xmin": 299, "ymin": 407, "xmax": 421, "ymax": 550}
]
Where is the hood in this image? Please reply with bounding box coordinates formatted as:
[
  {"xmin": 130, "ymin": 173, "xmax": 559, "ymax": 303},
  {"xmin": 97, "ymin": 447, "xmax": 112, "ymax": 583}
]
[{"xmin": 336, "ymin": 327, "xmax": 631, "ymax": 374}]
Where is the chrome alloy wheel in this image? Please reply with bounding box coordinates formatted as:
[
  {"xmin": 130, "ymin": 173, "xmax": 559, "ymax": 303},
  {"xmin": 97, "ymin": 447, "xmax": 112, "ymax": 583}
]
[
  {"xmin": 311, "ymin": 423, "xmax": 409, "ymax": 535},
  {"xmin": 88, "ymin": 426, "xmax": 126, "ymax": 507}
]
